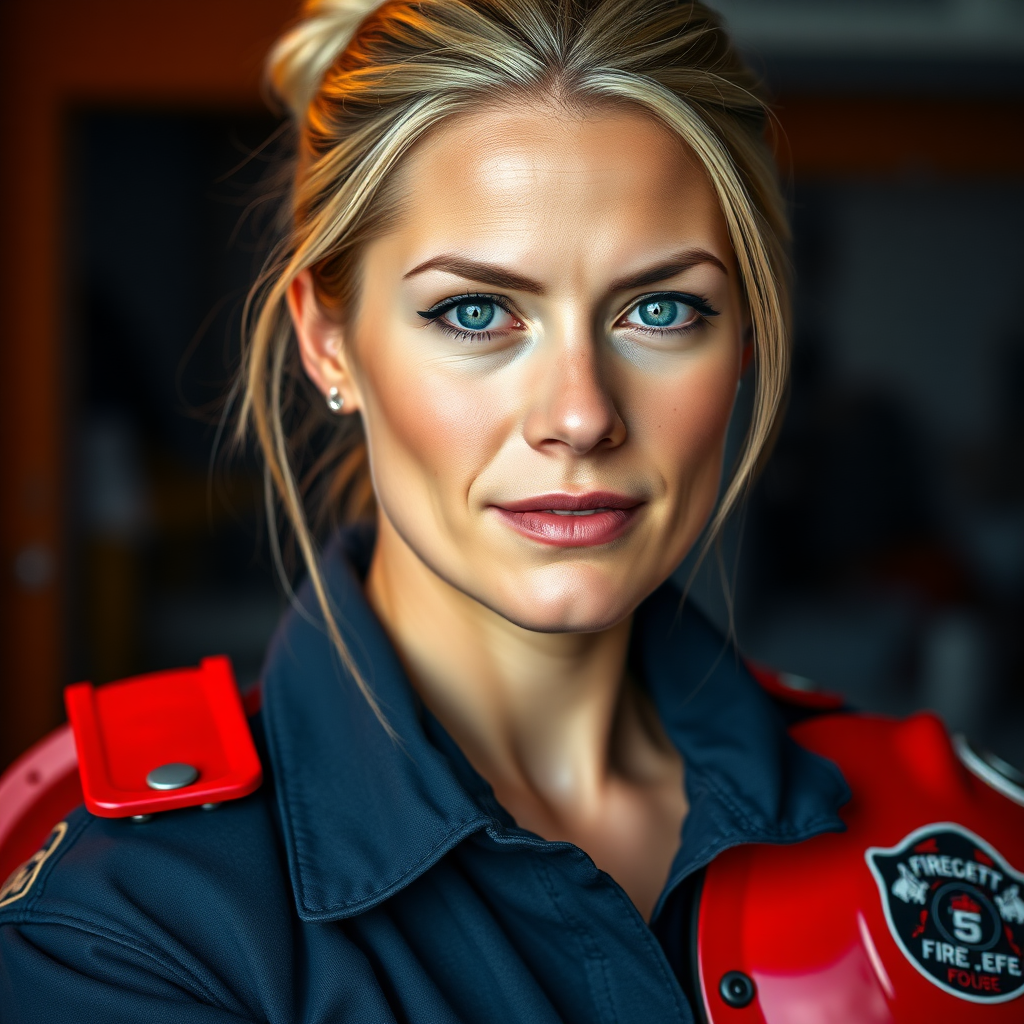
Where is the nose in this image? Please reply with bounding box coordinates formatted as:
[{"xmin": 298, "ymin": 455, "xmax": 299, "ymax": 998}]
[{"xmin": 523, "ymin": 330, "xmax": 626, "ymax": 455}]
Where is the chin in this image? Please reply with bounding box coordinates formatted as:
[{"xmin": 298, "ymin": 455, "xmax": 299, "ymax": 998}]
[{"xmin": 482, "ymin": 563, "xmax": 644, "ymax": 634}]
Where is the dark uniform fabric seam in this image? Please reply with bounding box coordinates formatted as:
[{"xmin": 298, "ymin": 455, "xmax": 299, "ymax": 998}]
[
  {"xmin": 763, "ymin": 813, "xmax": 848, "ymax": 840},
  {"xmin": 602, "ymin": 881, "xmax": 691, "ymax": 1021},
  {"xmin": 263, "ymin": 693, "xmax": 340, "ymax": 916},
  {"xmin": 295, "ymin": 815, "xmax": 492, "ymax": 917},
  {"xmin": 331, "ymin": 815, "xmax": 492, "ymax": 914},
  {"xmin": 532, "ymin": 856, "xmax": 616, "ymax": 1024},
  {"xmin": 261, "ymin": 696, "xmax": 309, "ymax": 905},
  {"xmin": 695, "ymin": 771, "xmax": 763, "ymax": 830},
  {"xmin": 2, "ymin": 910, "xmax": 239, "ymax": 1010},
  {"xmin": 696, "ymin": 769, "xmax": 845, "ymax": 840},
  {"xmin": 670, "ymin": 808, "xmax": 847, "ymax": 892}
]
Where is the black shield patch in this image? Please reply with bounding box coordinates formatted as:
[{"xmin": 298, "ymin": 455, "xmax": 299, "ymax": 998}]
[{"xmin": 866, "ymin": 823, "xmax": 1024, "ymax": 1003}]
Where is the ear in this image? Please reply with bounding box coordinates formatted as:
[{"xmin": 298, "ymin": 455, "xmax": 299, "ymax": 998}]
[{"xmin": 287, "ymin": 269, "xmax": 362, "ymax": 412}]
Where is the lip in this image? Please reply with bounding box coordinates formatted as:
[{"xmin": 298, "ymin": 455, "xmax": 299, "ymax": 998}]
[{"xmin": 491, "ymin": 491, "xmax": 644, "ymax": 547}]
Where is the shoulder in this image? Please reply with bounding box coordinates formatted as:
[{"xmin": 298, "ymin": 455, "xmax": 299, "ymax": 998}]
[
  {"xmin": 0, "ymin": 714, "xmax": 295, "ymax": 1019},
  {"xmin": 790, "ymin": 708, "xmax": 1024, "ymax": 812},
  {"xmin": 699, "ymin": 708, "xmax": 1024, "ymax": 1012},
  {"xmin": 742, "ymin": 660, "xmax": 847, "ymax": 725}
]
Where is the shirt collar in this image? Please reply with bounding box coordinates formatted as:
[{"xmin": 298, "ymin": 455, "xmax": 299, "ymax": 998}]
[
  {"xmin": 631, "ymin": 586, "xmax": 850, "ymax": 918},
  {"xmin": 260, "ymin": 526, "xmax": 849, "ymax": 923}
]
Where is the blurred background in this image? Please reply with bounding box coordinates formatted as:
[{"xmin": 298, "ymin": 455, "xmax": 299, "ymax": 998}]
[{"xmin": 0, "ymin": 0, "xmax": 1021, "ymax": 772}]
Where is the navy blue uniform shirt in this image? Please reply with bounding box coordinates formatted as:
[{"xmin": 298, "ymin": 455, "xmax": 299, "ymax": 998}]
[{"xmin": 0, "ymin": 527, "xmax": 850, "ymax": 1023}]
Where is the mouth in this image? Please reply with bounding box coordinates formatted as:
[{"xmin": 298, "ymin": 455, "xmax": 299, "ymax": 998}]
[{"xmin": 491, "ymin": 491, "xmax": 644, "ymax": 547}]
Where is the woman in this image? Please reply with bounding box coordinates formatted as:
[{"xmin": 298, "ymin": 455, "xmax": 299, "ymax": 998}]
[{"xmin": 3, "ymin": 1, "xmax": 1019, "ymax": 1021}]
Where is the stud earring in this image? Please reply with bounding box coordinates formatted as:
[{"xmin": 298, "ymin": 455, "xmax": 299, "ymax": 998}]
[{"xmin": 326, "ymin": 387, "xmax": 344, "ymax": 413}]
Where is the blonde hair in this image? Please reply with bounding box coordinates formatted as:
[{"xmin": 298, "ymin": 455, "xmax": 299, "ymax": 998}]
[{"xmin": 239, "ymin": 0, "xmax": 791, "ymax": 725}]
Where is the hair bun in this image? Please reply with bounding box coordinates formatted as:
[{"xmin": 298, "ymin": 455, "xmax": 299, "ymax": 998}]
[{"xmin": 267, "ymin": 0, "xmax": 387, "ymax": 119}]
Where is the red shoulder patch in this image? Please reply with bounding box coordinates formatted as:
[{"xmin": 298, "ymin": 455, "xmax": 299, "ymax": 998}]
[{"xmin": 65, "ymin": 656, "xmax": 262, "ymax": 818}]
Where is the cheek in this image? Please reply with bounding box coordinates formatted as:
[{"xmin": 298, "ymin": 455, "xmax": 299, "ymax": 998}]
[
  {"xmin": 630, "ymin": 348, "xmax": 739, "ymax": 488},
  {"xmin": 357, "ymin": 343, "xmax": 516, "ymax": 508}
]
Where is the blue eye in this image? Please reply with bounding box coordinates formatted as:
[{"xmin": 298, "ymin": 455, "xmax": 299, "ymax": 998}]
[
  {"xmin": 621, "ymin": 292, "xmax": 717, "ymax": 333},
  {"xmin": 417, "ymin": 293, "xmax": 519, "ymax": 340},
  {"xmin": 454, "ymin": 301, "xmax": 495, "ymax": 330},
  {"xmin": 638, "ymin": 299, "xmax": 679, "ymax": 327}
]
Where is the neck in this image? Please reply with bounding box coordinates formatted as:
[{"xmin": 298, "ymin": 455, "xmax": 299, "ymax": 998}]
[{"xmin": 364, "ymin": 515, "xmax": 636, "ymax": 819}]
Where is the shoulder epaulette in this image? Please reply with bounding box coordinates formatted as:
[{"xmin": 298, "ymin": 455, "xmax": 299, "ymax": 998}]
[{"xmin": 65, "ymin": 656, "xmax": 262, "ymax": 820}]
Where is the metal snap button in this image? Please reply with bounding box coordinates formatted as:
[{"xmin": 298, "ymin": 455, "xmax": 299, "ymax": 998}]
[
  {"xmin": 719, "ymin": 970, "xmax": 756, "ymax": 1008},
  {"xmin": 146, "ymin": 762, "xmax": 199, "ymax": 791}
]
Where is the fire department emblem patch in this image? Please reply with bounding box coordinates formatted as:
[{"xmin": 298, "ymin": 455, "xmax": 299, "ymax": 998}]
[
  {"xmin": 866, "ymin": 823, "xmax": 1024, "ymax": 1003},
  {"xmin": 0, "ymin": 821, "xmax": 68, "ymax": 909}
]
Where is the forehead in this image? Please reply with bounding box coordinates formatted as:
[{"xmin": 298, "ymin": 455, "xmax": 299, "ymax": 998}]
[{"xmin": 384, "ymin": 100, "xmax": 731, "ymax": 273}]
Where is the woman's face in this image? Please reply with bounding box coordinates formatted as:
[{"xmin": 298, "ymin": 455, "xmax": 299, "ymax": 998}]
[{"xmin": 315, "ymin": 101, "xmax": 746, "ymax": 633}]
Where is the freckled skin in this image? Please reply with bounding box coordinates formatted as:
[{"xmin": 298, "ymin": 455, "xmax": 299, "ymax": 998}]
[{"xmin": 290, "ymin": 102, "xmax": 747, "ymax": 922}]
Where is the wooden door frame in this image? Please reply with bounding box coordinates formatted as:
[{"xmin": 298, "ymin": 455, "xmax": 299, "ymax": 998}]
[{"xmin": 0, "ymin": 0, "xmax": 297, "ymax": 769}]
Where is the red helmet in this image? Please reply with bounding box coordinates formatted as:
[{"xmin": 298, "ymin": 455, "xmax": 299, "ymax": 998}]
[{"xmin": 697, "ymin": 707, "xmax": 1024, "ymax": 1022}]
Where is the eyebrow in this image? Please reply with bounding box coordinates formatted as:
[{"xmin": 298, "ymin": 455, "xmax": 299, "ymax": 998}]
[
  {"xmin": 610, "ymin": 249, "xmax": 729, "ymax": 290},
  {"xmin": 403, "ymin": 248, "xmax": 729, "ymax": 295},
  {"xmin": 404, "ymin": 256, "xmax": 544, "ymax": 293}
]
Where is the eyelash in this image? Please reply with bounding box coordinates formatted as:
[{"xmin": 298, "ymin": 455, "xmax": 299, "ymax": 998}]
[
  {"xmin": 416, "ymin": 290, "xmax": 720, "ymax": 342},
  {"xmin": 618, "ymin": 292, "xmax": 720, "ymax": 336},
  {"xmin": 416, "ymin": 293, "xmax": 519, "ymax": 343}
]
